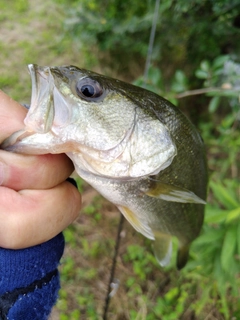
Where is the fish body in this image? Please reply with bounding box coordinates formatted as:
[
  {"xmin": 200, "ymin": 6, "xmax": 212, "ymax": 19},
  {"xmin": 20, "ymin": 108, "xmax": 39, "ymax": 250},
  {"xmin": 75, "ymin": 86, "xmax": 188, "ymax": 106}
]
[{"xmin": 3, "ymin": 64, "xmax": 208, "ymax": 269}]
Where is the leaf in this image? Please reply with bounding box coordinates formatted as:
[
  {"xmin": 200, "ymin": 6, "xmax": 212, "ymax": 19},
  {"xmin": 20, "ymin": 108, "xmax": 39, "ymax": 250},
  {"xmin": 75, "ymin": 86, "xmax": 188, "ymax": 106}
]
[
  {"xmin": 221, "ymin": 113, "xmax": 235, "ymax": 130},
  {"xmin": 220, "ymin": 226, "xmax": 237, "ymax": 272},
  {"xmin": 208, "ymin": 96, "xmax": 220, "ymax": 113},
  {"xmin": 171, "ymin": 70, "xmax": 188, "ymax": 93},
  {"xmin": 225, "ymin": 207, "xmax": 240, "ymax": 223},
  {"xmin": 195, "ymin": 228, "xmax": 224, "ymax": 245},
  {"xmin": 212, "ymin": 55, "xmax": 229, "ymax": 70},
  {"xmin": 210, "ymin": 181, "xmax": 239, "ymax": 209},
  {"xmin": 175, "ymin": 70, "xmax": 187, "ymax": 84},
  {"xmin": 237, "ymin": 221, "xmax": 240, "ymax": 256},
  {"xmin": 200, "ymin": 60, "xmax": 210, "ymax": 72},
  {"xmin": 218, "ymin": 283, "xmax": 230, "ymax": 320},
  {"xmin": 204, "ymin": 205, "xmax": 229, "ymax": 224},
  {"xmin": 148, "ymin": 67, "xmax": 162, "ymax": 87},
  {"xmin": 195, "ymin": 69, "xmax": 208, "ymax": 79},
  {"xmin": 194, "ymin": 284, "xmax": 212, "ymax": 315},
  {"xmin": 160, "ymin": 0, "xmax": 173, "ymax": 12}
]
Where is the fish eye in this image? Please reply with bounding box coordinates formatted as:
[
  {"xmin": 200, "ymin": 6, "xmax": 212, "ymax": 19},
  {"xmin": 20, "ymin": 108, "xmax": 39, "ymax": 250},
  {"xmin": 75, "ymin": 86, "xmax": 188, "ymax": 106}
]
[{"xmin": 76, "ymin": 78, "xmax": 103, "ymax": 100}]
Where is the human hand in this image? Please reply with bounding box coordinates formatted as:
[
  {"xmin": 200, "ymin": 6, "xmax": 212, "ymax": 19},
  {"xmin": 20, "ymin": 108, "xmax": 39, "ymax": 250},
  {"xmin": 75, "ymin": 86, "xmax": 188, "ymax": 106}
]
[{"xmin": 0, "ymin": 90, "xmax": 82, "ymax": 249}]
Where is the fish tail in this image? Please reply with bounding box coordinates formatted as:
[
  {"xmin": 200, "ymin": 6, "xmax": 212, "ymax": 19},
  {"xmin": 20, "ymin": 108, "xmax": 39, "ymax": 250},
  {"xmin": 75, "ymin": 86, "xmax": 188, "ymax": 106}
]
[{"xmin": 177, "ymin": 244, "xmax": 190, "ymax": 270}]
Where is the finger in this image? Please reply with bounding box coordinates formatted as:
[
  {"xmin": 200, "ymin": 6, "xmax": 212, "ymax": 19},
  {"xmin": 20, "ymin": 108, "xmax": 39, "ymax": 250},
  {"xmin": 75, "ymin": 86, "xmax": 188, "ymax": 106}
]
[
  {"xmin": 0, "ymin": 181, "xmax": 82, "ymax": 249},
  {"xmin": 0, "ymin": 150, "xmax": 74, "ymax": 190},
  {"xmin": 0, "ymin": 90, "xmax": 27, "ymax": 141},
  {"xmin": 0, "ymin": 91, "xmax": 75, "ymax": 190}
]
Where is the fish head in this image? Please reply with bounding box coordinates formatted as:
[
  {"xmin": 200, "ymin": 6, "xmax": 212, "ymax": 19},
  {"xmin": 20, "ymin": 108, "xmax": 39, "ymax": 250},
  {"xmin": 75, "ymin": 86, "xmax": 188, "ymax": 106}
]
[{"xmin": 3, "ymin": 64, "xmax": 177, "ymax": 179}]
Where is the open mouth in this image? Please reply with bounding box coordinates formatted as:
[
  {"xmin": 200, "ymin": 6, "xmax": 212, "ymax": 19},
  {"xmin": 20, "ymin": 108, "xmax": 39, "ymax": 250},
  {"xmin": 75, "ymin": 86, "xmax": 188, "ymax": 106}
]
[
  {"xmin": 24, "ymin": 64, "xmax": 55, "ymax": 133},
  {"xmin": 1, "ymin": 65, "xmax": 56, "ymax": 152}
]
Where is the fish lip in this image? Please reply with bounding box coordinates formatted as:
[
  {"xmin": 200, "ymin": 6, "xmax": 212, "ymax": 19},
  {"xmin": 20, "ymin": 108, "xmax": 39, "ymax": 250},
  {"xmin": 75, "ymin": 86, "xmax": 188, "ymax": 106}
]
[
  {"xmin": 24, "ymin": 64, "xmax": 55, "ymax": 133},
  {"xmin": 1, "ymin": 129, "xmax": 35, "ymax": 151}
]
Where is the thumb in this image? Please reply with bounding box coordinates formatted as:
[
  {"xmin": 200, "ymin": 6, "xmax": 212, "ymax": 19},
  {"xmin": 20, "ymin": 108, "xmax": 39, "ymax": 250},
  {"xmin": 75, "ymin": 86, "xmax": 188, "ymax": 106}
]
[{"xmin": 0, "ymin": 90, "xmax": 27, "ymax": 143}]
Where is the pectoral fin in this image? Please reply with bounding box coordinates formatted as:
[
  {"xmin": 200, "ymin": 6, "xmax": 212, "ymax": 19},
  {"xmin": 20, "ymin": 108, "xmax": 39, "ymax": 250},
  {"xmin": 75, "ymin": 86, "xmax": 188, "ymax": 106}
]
[
  {"xmin": 145, "ymin": 182, "xmax": 206, "ymax": 204},
  {"xmin": 152, "ymin": 232, "xmax": 172, "ymax": 267},
  {"xmin": 118, "ymin": 206, "xmax": 154, "ymax": 240}
]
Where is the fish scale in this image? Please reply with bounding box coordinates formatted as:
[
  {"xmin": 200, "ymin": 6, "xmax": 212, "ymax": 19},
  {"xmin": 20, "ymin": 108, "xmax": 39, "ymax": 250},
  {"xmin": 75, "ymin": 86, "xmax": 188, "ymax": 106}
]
[{"xmin": 2, "ymin": 64, "xmax": 208, "ymax": 269}]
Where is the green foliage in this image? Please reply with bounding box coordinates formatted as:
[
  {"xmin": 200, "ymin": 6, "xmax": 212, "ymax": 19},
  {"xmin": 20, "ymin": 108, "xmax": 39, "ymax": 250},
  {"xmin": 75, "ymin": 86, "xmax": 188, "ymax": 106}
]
[
  {"xmin": 194, "ymin": 57, "xmax": 240, "ymax": 183},
  {"xmin": 152, "ymin": 287, "xmax": 188, "ymax": 320},
  {"xmin": 184, "ymin": 179, "xmax": 240, "ymax": 318},
  {"xmin": 134, "ymin": 66, "xmax": 189, "ymax": 105},
  {"xmin": 58, "ymin": 287, "xmax": 99, "ymax": 320},
  {"xmin": 62, "ymin": 0, "xmax": 154, "ymax": 55},
  {"xmin": 55, "ymin": 0, "xmax": 240, "ymax": 78},
  {"xmin": 82, "ymin": 196, "xmax": 103, "ymax": 223},
  {"xmin": 195, "ymin": 55, "xmax": 240, "ymax": 112},
  {"xmin": 0, "ymin": 0, "xmax": 29, "ymax": 15},
  {"xmin": 123, "ymin": 244, "xmax": 158, "ymax": 280}
]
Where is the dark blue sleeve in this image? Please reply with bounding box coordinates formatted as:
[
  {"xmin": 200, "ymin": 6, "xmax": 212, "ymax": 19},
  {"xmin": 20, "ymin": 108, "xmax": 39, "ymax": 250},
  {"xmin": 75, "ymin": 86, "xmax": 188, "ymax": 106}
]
[{"xmin": 0, "ymin": 233, "xmax": 65, "ymax": 320}]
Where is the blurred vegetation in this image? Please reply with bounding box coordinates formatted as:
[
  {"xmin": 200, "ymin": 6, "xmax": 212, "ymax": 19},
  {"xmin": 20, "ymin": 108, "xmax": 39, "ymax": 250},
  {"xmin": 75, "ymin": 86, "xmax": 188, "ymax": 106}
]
[
  {"xmin": 0, "ymin": 0, "xmax": 240, "ymax": 319},
  {"xmin": 60, "ymin": 0, "xmax": 240, "ymax": 78}
]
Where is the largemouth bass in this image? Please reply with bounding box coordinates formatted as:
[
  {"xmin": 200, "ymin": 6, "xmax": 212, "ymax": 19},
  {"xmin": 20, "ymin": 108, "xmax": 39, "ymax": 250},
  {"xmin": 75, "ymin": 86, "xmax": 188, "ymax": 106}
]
[{"xmin": 3, "ymin": 64, "xmax": 208, "ymax": 269}]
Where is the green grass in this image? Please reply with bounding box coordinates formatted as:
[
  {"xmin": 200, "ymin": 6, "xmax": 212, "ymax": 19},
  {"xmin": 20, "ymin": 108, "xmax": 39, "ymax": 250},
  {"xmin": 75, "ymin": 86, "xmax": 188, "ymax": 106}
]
[{"xmin": 0, "ymin": 0, "xmax": 83, "ymax": 101}]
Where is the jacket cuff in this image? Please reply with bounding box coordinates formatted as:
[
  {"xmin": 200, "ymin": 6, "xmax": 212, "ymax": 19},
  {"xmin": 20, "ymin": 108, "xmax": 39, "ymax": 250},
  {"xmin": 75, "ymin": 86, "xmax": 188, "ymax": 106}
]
[{"xmin": 0, "ymin": 233, "xmax": 65, "ymax": 320}]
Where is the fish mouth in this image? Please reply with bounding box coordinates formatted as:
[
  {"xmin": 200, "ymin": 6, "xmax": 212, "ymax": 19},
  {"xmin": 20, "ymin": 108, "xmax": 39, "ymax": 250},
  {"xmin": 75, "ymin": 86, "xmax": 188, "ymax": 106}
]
[
  {"xmin": 1, "ymin": 64, "xmax": 70, "ymax": 153},
  {"xmin": 1, "ymin": 64, "xmax": 54, "ymax": 151},
  {"xmin": 1, "ymin": 129, "xmax": 36, "ymax": 151},
  {"xmin": 24, "ymin": 64, "xmax": 55, "ymax": 133}
]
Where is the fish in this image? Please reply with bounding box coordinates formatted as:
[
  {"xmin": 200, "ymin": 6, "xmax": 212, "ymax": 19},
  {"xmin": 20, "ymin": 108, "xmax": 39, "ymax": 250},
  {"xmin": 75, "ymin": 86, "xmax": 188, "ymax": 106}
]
[{"xmin": 2, "ymin": 64, "xmax": 208, "ymax": 269}]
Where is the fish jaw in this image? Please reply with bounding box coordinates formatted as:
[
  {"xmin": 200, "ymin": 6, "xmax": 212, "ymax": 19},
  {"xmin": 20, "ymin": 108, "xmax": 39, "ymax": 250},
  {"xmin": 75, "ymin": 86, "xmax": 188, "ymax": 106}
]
[
  {"xmin": 2, "ymin": 129, "xmax": 76, "ymax": 154},
  {"xmin": 24, "ymin": 64, "xmax": 55, "ymax": 133},
  {"xmin": 25, "ymin": 64, "xmax": 73, "ymax": 133},
  {"xmin": 3, "ymin": 65, "xmax": 78, "ymax": 154}
]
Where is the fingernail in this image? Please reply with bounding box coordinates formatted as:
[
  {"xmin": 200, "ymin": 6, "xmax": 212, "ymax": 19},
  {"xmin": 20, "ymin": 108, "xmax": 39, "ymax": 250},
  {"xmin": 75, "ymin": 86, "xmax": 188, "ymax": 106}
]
[{"xmin": 0, "ymin": 162, "xmax": 4, "ymax": 185}]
